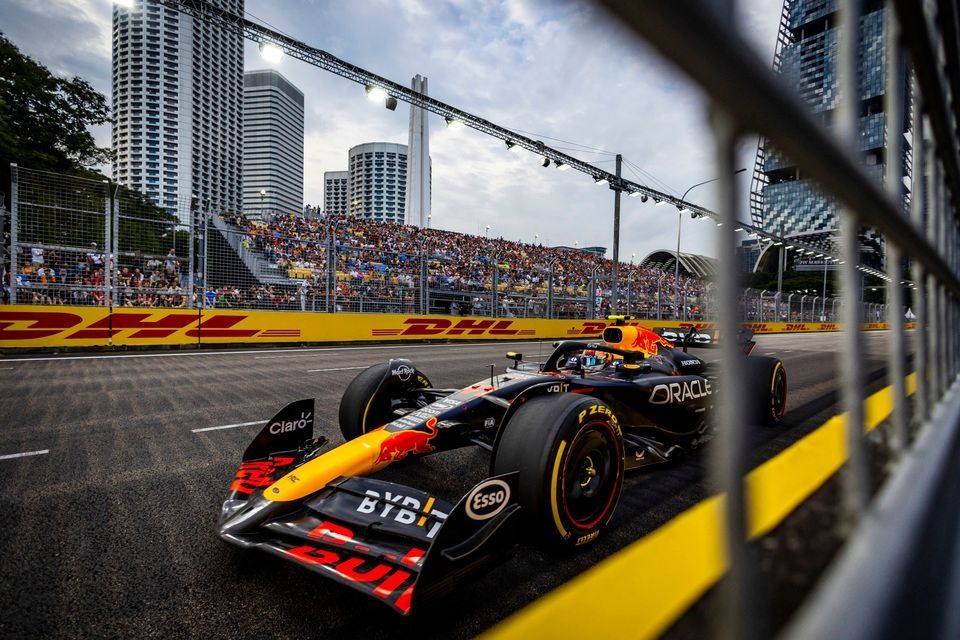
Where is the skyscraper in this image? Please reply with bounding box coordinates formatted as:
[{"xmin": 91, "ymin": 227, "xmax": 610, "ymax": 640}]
[
  {"xmin": 347, "ymin": 142, "xmax": 408, "ymax": 222},
  {"xmin": 112, "ymin": 0, "xmax": 243, "ymax": 221},
  {"xmin": 323, "ymin": 171, "xmax": 348, "ymax": 216},
  {"xmin": 242, "ymin": 69, "xmax": 304, "ymax": 218},
  {"xmin": 750, "ymin": 0, "xmax": 898, "ymax": 268},
  {"xmin": 404, "ymin": 74, "xmax": 432, "ymax": 227}
]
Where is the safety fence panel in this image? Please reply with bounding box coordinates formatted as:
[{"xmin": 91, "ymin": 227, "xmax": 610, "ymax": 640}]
[
  {"xmin": 115, "ymin": 191, "xmax": 191, "ymax": 309},
  {"xmin": 8, "ymin": 166, "xmax": 111, "ymax": 307},
  {"xmin": 3, "ymin": 165, "xmax": 903, "ymax": 325}
]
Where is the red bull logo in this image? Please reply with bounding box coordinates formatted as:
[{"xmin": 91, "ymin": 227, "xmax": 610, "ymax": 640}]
[
  {"xmin": 629, "ymin": 327, "xmax": 672, "ymax": 356},
  {"xmin": 375, "ymin": 417, "xmax": 439, "ymax": 464}
]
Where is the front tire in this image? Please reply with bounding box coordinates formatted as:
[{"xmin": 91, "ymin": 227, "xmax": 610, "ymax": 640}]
[
  {"xmin": 743, "ymin": 356, "xmax": 787, "ymax": 426},
  {"xmin": 338, "ymin": 362, "xmax": 430, "ymax": 441},
  {"xmin": 493, "ymin": 395, "xmax": 624, "ymax": 548}
]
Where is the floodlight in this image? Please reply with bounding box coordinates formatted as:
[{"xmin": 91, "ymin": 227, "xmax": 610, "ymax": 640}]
[{"xmin": 259, "ymin": 41, "xmax": 284, "ymax": 64}]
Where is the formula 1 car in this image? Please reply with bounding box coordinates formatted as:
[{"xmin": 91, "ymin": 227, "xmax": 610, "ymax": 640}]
[{"xmin": 218, "ymin": 321, "xmax": 786, "ymax": 614}]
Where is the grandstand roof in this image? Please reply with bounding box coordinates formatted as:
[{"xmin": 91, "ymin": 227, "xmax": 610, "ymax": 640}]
[{"xmin": 638, "ymin": 250, "xmax": 718, "ymax": 279}]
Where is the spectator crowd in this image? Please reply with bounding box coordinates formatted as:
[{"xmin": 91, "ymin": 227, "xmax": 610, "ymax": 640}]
[{"xmin": 3, "ymin": 212, "xmax": 712, "ymax": 319}]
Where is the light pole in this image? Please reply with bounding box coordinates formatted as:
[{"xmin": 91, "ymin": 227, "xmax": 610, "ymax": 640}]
[
  {"xmin": 485, "ymin": 224, "xmax": 491, "ymax": 238},
  {"xmin": 259, "ymin": 189, "xmax": 266, "ymax": 219},
  {"xmin": 673, "ymin": 168, "xmax": 746, "ymax": 318},
  {"xmin": 821, "ymin": 257, "xmax": 829, "ymax": 320}
]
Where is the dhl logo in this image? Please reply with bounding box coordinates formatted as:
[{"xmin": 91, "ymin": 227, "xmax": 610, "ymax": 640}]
[
  {"xmin": 0, "ymin": 310, "xmax": 300, "ymax": 341},
  {"xmin": 372, "ymin": 318, "xmax": 535, "ymax": 337}
]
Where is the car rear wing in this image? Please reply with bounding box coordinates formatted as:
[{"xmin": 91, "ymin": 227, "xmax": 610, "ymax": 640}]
[{"xmin": 653, "ymin": 326, "xmax": 757, "ymax": 355}]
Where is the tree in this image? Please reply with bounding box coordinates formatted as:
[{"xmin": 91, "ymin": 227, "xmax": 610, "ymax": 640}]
[{"xmin": 0, "ymin": 32, "xmax": 111, "ymax": 202}]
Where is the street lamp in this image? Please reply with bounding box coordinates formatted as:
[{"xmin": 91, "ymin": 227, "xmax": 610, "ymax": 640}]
[
  {"xmin": 485, "ymin": 224, "xmax": 491, "ymax": 238},
  {"xmin": 534, "ymin": 233, "xmax": 539, "ymax": 245},
  {"xmin": 672, "ymin": 167, "xmax": 747, "ymax": 318},
  {"xmin": 259, "ymin": 189, "xmax": 266, "ymax": 218}
]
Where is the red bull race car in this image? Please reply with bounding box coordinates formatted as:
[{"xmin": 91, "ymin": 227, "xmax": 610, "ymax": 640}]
[{"xmin": 218, "ymin": 322, "xmax": 787, "ymax": 614}]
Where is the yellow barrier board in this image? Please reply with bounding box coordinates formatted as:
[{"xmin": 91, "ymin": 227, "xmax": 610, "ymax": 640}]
[{"xmin": 0, "ymin": 304, "xmax": 905, "ymax": 349}]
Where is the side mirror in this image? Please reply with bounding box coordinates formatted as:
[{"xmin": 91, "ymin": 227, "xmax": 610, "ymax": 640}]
[{"xmin": 506, "ymin": 352, "xmax": 523, "ymax": 367}]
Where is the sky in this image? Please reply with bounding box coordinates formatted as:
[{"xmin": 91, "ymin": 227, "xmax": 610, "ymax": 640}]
[{"xmin": 0, "ymin": 0, "xmax": 780, "ymax": 261}]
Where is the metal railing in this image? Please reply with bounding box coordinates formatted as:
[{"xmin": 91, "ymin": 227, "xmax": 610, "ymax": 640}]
[
  {"xmin": 3, "ymin": 165, "xmax": 903, "ymax": 325},
  {"xmin": 3, "ymin": 166, "xmax": 816, "ymax": 322},
  {"xmin": 597, "ymin": 1, "xmax": 960, "ymax": 638}
]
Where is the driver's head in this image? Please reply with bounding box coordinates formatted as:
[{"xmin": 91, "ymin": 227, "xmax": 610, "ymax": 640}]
[{"xmin": 581, "ymin": 349, "xmax": 613, "ymax": 368}]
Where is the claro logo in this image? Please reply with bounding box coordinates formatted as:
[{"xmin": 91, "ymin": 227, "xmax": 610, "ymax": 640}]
[
  {"xmin": 648, "ymin": 380, "xmax": 713, "ymax": 404},
  {"xmin": 269, "ymin": 411, "xmax": 312, "ymax": 434}
]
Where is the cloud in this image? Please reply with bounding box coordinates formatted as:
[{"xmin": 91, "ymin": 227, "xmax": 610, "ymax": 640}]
[{"xmin": 0, "ymin": 0, "xmax": 782, "ymax": 261}]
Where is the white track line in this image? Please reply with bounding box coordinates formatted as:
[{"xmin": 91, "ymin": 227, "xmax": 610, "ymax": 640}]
[
  {"xmin": 4, "ymin": 340, "xmax": 538, "ymax": 363},
  {"xmin": 192, "ymin": 420, "xmax": 263, "ymax": 433},
  {"xmin": 0, "ymin": 449, "xmax": 49, "ymax": 461},
  {"xmin": 251, "ymin": 341, "xmax": 537, "ymax": 360},
  {"xmin": 306, "ymin": 366, "xmax": 368, "ymax": 373},
  {"xmin": 0, "ymin": 367, "xmax": 13, "ymax": 370}
]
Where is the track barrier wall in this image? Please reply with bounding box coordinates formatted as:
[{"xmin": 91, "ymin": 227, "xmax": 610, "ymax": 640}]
[{"xmin": 0, "ymin": 304, "xmax": 912, "ymax": 349}]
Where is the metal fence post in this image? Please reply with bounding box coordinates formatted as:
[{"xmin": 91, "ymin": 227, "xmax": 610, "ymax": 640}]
[
  {"xmin": 710, "ymin": 104, "xmax": 756, "ymax": 640},
  {"xmin": 419, "ymin": 247, "xmax": 428, "ymax": 314},
  {"xmin": 493, "ymin": 262, "xmax": 499, "ymax": 318},
  {"xmin": 327, "ymin": 232, "xmax": 336, "ymax": 313},
  {"xmin": 837, "ymin": 0, "xmax": 870, "ymax": 521},
  {"xmin": 8, "ymin": 164, "xmax": 17, "ymax": 304},
  {"xmin": 201, "ymin": 200, "xmax": 209, "ymax": 309},
  {"xmin": 110, "ymin": 184, "xmax": 119, "ymax": 309},
  {"xmin": 102, "ymin": 181, "xmax": 111, "ymax": 309},
  {"xmin": 547, "ymin": 261, "xmax": 555, "ymax": 320},
  {"xmin": 926, "ymin": 143, "xmax": 941, "ymax": 409},
  {"xmin": 186, "ymin": 197, "xmax": 196, "ymax": 309}
]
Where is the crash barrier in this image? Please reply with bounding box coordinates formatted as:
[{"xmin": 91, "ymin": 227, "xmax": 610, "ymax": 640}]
[
  {"xmin": 588, "ymin": 1, "xmax": 960, "ymax": 638},
  {"xmin": 487, "ymin": 374, "xmax": 915, "ymax": 640},
  {"xmin": 0, "ymin": 304, "xmax": 914, "ymax": 349}
]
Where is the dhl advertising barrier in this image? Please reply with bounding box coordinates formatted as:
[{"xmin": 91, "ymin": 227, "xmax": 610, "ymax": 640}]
[{"xmin": 0, "ymin": 305, "xmax": 906, "ymax": 350}]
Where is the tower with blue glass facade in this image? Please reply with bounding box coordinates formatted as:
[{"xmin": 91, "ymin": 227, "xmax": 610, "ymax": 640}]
[{"xmin": 750, "ymin": 0, "xmax": 897, "ymax": 269}]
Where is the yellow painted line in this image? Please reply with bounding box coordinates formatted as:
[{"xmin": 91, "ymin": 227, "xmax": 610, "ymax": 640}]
[{"xmin": 486, "ymin": 373, "xmax": 916, "ymax": 640}]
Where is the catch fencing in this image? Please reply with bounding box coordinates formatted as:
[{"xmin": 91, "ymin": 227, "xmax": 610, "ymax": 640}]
[
  {"xmin": 3, "ymin": 165, "xmax": 898, "ymax": 324},
  {"xmin": 593, "ymin": 1, "xmax": 960, "ymax": 639}
]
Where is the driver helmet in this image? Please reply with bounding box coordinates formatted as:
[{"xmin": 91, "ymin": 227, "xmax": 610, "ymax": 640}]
[{"xmin": 582, "ymin": 348, "xmax": 614, "ymax": 369}]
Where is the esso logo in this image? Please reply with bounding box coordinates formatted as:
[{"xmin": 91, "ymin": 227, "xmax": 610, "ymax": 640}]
[
  {"xmin": 393, "ymin": 364, "xmax": 413, "ymax": 381},
  {"xmin": 465, "ymin": 479, "xmax": 511, "ymax": 521}
]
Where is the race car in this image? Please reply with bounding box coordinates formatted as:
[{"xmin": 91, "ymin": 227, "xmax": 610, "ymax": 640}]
[{"xmin": 218, "ymin": 322, "xmax": 786, "ymax": 614}]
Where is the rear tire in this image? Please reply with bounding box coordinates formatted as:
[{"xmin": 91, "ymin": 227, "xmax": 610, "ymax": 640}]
[
  {"xmin": 338, "ymin": 363, "xmax": 429, "ymax": 441},
  {"xmin": 743, "ymin": 356, "xmax": 787, "ymax": 426},
  {"xmin": 493, "ymin": 395, "xmax": 624, "ymax": 548}
]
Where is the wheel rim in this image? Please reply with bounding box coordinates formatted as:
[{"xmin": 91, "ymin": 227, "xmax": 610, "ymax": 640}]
[
  {"xmin": 771, "ymin": 368, "xmax": 787, "ymax": 419},
  {"xmin": 561, "ymin": 422, "xmax": 621, "ymax": 529}
]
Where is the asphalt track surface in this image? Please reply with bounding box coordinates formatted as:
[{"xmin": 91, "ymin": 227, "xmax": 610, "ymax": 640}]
[{"xmin": 0, "ymin": 332, "xmax": 902, "ymax": 639}]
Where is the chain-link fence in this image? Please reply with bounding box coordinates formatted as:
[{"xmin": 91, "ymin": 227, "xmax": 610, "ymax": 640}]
[{"xmin": 3, "ymin": 164, "xmax": 904, "ymax": 322}]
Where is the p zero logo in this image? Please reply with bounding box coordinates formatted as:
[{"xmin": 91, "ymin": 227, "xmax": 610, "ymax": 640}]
[{"xmin": 465, "ymin": 478, "xmax": 511, "ymax": 521}]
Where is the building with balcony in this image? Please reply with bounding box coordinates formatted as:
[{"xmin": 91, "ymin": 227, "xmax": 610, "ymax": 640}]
[
  {"xmin": 323, "ymin": 171, "xmax": 349, "ymax": 216},
  {"xmin": 242, "ymin": 69, "xmax": 304, "ymax": 218},
  {"xmin": 750, "ymin": 0, "xmax": 900, "ymax": 271},
  {"xmin": 112, "ymin": 0, "xmax": 243, "ymax": 222},
  {"xmin": 347, "ymin": 142, "xmax": 408, "ymax": 222}
]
